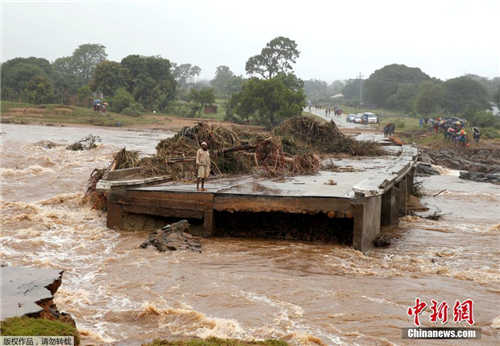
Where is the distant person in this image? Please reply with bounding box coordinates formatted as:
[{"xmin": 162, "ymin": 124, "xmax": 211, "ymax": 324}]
[
  {"xmin": 457, "ymin": 128, "xmax": 467, "ymax": 147},
  {"xmin": 419, "ymin": 118, "xmax": 423, "ymax": 128},
  {"xmin": 445, "ymin": 127, "xmax": 455, "ymax": 141},
  {"xmin": 384, "ymin": 123, "xmax": 395, "ymax": 137},
  {"xmin": 433, "ymin": 120, "xmax": 439, "ymax": 134},
  {"xmin": 196, "ymin": 141, "xmax": 210, "ymax": 191},
  {"xmin": 473, "ymin": 127, "xmax": 480, "ymax": 143}
]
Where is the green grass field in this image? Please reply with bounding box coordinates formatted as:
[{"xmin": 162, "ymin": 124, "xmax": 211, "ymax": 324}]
[
  {"xmin": 1, "ymin": 101, "xmax": 164, "ymax": 127},
  {"xmin": 0, "ymin": 317, "xmax": 80, "ymax": 345},
  {"xmin": 0, "ymin": 99, "xmax": 234, "ymax": 128}
]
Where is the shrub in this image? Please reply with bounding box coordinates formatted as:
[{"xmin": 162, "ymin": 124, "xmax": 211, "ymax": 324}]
[
  {"xmin": 122, "ymin": 102, "xmax": 144, "ymax": 116},
  {"xmin": 111, "ymin": 88, "xmax": 134, "ymax": 113},
  {"xmin": 394, "ymin": 120, "xmax": 406, "ymax": 129},
  {"xmin": 166, "ymin": 101, "xmax": 199, "ymax": 117},
  {"xmin": 481, "ymin": 127, "xmax": 500, "ymax": 139}
]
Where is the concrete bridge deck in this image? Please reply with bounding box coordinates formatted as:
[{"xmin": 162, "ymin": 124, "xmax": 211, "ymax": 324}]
[{"xmin": 107, "ymin": 143, "xmax": 417, "ymax": 252}]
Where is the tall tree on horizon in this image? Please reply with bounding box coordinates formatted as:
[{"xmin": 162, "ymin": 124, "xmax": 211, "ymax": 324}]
[
  {"xmin": 245, "ymin": 36, "xmax": 300, "ymax": 79},
  {"xmin": 71, "ymin": 43, "xmax": 107, "ymax": 84}
]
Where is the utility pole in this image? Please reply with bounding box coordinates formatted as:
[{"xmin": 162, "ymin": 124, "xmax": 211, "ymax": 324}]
[{"xmin": 358, "ymin": 73, "xmax": 363, "ymax": 106}]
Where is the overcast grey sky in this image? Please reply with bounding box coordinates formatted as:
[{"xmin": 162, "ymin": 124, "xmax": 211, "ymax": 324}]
[{"xmin": 2, "ymin": 0, "xmax": 499, "ymax": 82}]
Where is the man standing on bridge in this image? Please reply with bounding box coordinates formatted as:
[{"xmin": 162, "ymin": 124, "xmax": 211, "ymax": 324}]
[{"xmin": 196, "ymin": 141, "xmax": 210, "ymax": 191}]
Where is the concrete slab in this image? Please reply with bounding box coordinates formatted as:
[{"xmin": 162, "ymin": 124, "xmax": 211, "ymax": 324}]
[{"xmin": 132, "ymin": 148, "xmax": 416, "ymax": 199}]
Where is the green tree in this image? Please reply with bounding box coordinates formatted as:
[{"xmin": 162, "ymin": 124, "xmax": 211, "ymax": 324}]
[
  {"xmin": 386, "ymin": 83, "xmax": 419, "ymax": 111},
  {"xmin": 71, "ymin": 43, "xmax": 107, "ymax": 83},
  {"xmin": 442, "ymin": 76, "xmax": 490, "ymax": 114},
  {"xmin": 52, "ymin": 56, "xmax": 81, "ymax": 104},
  {"xmin": 303, "ymin": 79, "xmax": 329, "ymax": 103},
  {"xmin": 228, "ymin": 76, "xmax": 306, "ymax": 128},
  {"xmin": 495, "ymin": 85, "xmax": 500, "ymax": 105},
  {"xmin": 188, "ymin": 87, "xmax": 215, "ymax": 114},
  {"xmin": 342, "ymin": 79, "xmax": 363, "ymax": 102},
  {"xmin": 467, "ymin": 110, "xmax": 500, "ymax": 128},
  {"xmin": 24, "ymin": 75, "xmax": 54, "ymax": 104},
  {"xmin": 151, "ymin": 78, "xmax": 177, "ymax": 111},
  {"xmin": 245, "ymin": 36, "xmax": 300, "ymax": 79},
  {"xmin": 172, "ymin": 63, "xmax": 201, "ymax": 89},
  {"xmin": 211, "ymin": 65, "xmax": 235, "ymax": 97},
  {"xmin": 90, "ymin": 61, "xmax": 129, "ymax": 97},
  {"xmin": 77, "ymin": 85, "xmax": 93, "ymax": 107},
  {"xmin": 364, "ymin": 64, "xmax": 430, "ymax": 108},
  {"xmin": 226, "ymin": 75, "xmax": 245, "ymax": 96},
  {"xmin": 121, "ymin": 55, "xmax": 176, "ymax": 110},
  {"xmin": 1, "ymin": 58, "xmax": 52, "ymax": 100},
  {"xmin": 414, "ymin": 81, "xmax": 444, "ymax": 115},
  {"xmin": 111, "ymin": 87, "xmax": 134, "ymax": 113}
]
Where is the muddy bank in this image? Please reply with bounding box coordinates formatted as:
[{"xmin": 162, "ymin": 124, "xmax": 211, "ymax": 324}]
[
  {"xmin": 420, "ymin": 146, "xmax": 500, "ymax": 184},
  {"xmin": 421, "ymin": 146, "xmax": 500, "ymax": 173},
  {"xmin": 0, "ymin": 266, "xmax": 76, "ymax": 327}
]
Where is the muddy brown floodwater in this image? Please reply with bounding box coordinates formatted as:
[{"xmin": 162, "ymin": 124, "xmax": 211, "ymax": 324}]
[{"xmin": 1, "ymin": 124, "xmax": 499, "ymax": 345}]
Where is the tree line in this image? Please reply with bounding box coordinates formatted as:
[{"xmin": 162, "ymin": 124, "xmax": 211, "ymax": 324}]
[
  {"xmin": 3, "ymin": 40, "xmax": 498, "ymax": 128},
  {"xmin": 1, "ymin": 38, "xmax": 306, "ymax": 127},
  {"xmin": 1, "ymin": 43, "xmax": 211, "ymax": 115},
  {"xmin": 305, "ymin": 64, "xmax": 500, "ymax": 116}
]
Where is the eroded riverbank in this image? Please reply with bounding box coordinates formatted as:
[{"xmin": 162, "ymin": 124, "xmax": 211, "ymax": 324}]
[{"xmin": 1, "ymin": 124, "xmax": 499, "ymax": 345}]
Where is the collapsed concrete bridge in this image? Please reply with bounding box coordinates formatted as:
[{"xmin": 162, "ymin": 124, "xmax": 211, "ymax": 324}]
[{"xmin": 105, "ymin": 142, "xmax": 417, "ymax": 252}]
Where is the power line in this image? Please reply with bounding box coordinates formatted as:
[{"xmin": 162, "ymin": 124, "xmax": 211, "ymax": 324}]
[{"xmin": 358, "ymin": 73, "xmax": 363, "ymax": 104}]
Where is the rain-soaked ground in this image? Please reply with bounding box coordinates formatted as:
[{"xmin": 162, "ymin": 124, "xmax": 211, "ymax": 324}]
[{"xmin": 0, "ymin": 123, "xmax": 499, "ymax": 345}]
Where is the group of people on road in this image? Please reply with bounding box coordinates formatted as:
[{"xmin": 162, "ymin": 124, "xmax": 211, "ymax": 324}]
[
  {"xmin": 308, "ymin": 104, "xmax": 343, "ymax": 119},
  {"xmin": 427, "ymin": 117, "xmax": 481, "ymax": 146}
]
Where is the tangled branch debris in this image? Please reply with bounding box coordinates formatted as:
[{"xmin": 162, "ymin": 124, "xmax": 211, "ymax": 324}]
[
  {"xmin": 66, "ymin": 135, "xmax": 101, "ymax": 151},
  {"xmin": 274, "ymin": 116, "xmax": 385, "ymax": 156},
  {"xmin": 83, "ymin": 168, "xmax": 107, "ymax": 210},
  {"xmin": 111, "ymin": 148, "xmax": 140, "ymax": 170},
  {"xmin": 85, "ymin": 116, "xmax": 387, "ymax": 196}
]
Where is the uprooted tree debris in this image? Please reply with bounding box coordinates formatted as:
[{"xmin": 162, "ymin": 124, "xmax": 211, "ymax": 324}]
[
  {"xmin": 119, "ymin": 116, "xmax": 384, "ymax": 179},
  {"xmin": 84, "ymin": 116, "xmax": 386, "ymax": 209},
  {"xmin": 66, "ymin": 135, "xmax": 101, "ymax": 151},
  {"xmin": 274, "ymin": 116, "xmax": 386, "ymax": 156}
]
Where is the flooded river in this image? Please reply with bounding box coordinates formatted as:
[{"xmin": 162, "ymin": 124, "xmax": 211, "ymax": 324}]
[{"xmin": 1, "ymin": 124, "xmax": 499, "ymax": 345}]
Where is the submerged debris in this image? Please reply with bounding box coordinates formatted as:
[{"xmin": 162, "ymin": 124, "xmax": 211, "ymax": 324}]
[
  {"xmin": 416, "ymin": 162, "xmax": 441, "ymax": 176},
  {"xmin": 83, "ymin": 168, "xmax": 107, "ymax": 210},
  {"xmin": 66, "ymin": 135, "xmax": 101, "ymax": 151},
  {"xmin": 33, "ymin": 140, "xmax": 61, "ymax": 149},
  {"xmin": 140, "ymin": 220, "xmax": 201, "ymax": 252},
  {"xmin": 373, "ymin": 233, "xmax": 392, "ymax": 247},
  {"xmin": 459, "ymin": 171, "xmax": 500, "ymax": 185}
]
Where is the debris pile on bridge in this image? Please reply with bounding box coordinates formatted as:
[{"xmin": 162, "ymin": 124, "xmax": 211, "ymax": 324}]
[
  {"xmin": 274, "ymin": 116, "xmax": 385, "ymax": 156},
  {"xmin": 144, "ymin": 121, "xmax": 321, "ymax": 178},
  {"xmin": 85, "ymin": 116, "xmax": 385, "ymax": 198}
]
